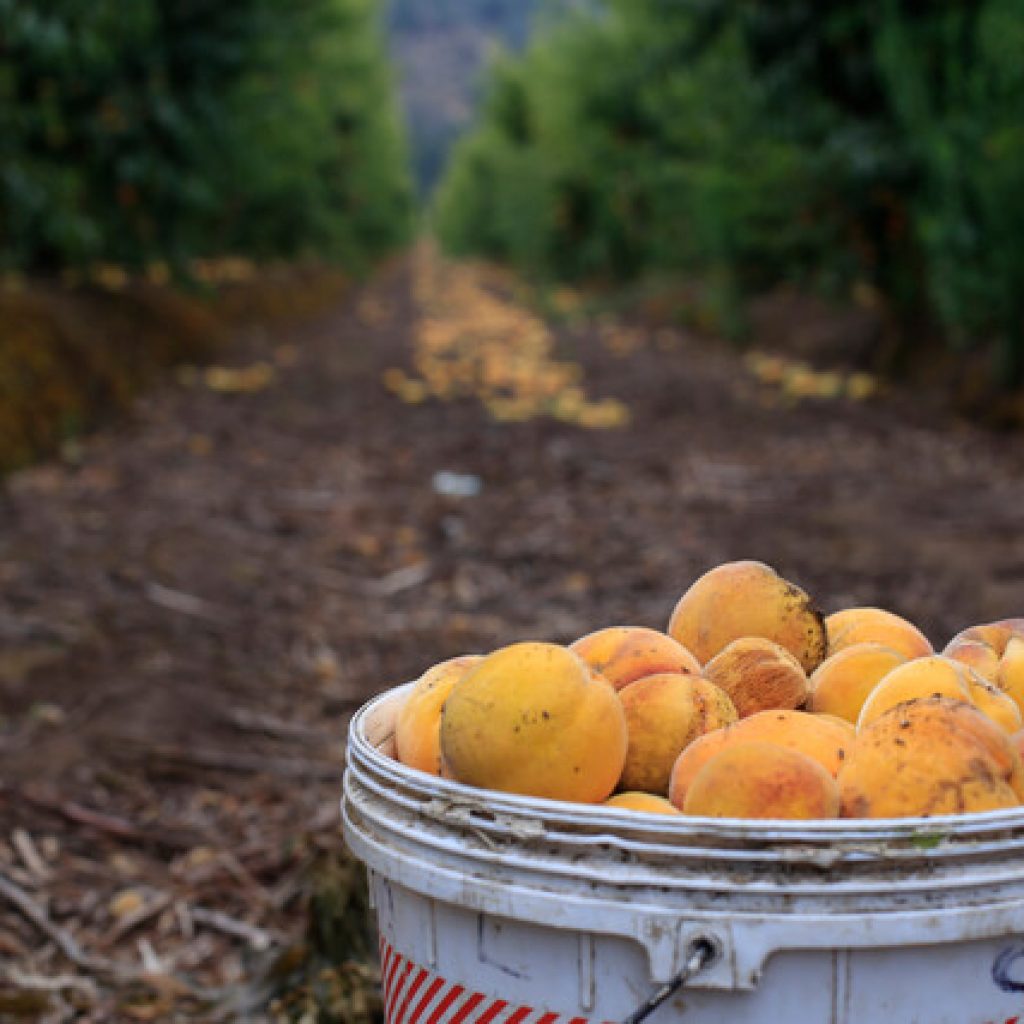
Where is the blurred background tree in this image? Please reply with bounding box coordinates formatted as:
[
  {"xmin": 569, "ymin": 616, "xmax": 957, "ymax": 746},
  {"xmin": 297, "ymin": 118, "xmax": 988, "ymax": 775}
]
[
  {"xmin": 436, "ymin": 0, "xmax": 1024, "ymax": 388},
  {"xmin": 0, "ymin": 0, "xmax": 413, "ymax": 274},
  {"xmin": 3, "ymin": 0, "xmax": 1023, "ymax": 395}
]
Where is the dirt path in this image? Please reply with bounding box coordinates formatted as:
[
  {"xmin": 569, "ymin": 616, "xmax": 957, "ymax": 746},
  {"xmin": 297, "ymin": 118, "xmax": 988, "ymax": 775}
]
[{"xmin": 2, "ymin": 247, "xmax": 1024, "ymax": 1019}]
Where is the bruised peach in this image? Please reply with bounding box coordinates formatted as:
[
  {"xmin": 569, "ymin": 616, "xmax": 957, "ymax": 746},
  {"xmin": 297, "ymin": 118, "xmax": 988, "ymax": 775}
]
[
  {"xmin": 440, "ymin": 642, "xmax": 627, "ymax": 803},
  {"xmin": 682, "ymin": 742, "xmax": 840, "ymax": 820},
  {"xmin": 826, "ymin": 607, "xmax": 932, "ymax": 661},
  {"xmin": 668, "ymin": 709, "xmax": 852, "ymax": 809},
  {"xmin": 839, "ymin": 698, "xmax": 1022, "ymax": 818},
  {"xmin": 703, "ymin": 637, "xmax": 809, "ymax": 717},
  {"xmin": 808, "ymin": 643, "xmax": 907, "ymax": 725},
  {"xmin": 667, "ymin": 560, "xmax": 826, "ymax": 672},
  {"xmin": 604, "ymin": 792, "xmax": 681, "ymax": 815},
  {"xmin": 856, "ymin": 656, "xmax": 971, "ymax": 730},
  {"xmin": 395, "ymin": 656, "xmax": 483, "ymax": 775},
  {"xmin": 618, "ymin": 673, "xmax": 737, "ymax": 794},
  {"xmin": 570, "ymin": 626, "xmax": 700, "ymax": 691}
]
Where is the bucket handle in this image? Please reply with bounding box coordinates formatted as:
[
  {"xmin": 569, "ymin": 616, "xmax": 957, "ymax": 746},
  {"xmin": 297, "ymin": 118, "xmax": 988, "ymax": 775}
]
[{"xmin": 622, "ymin": 937, "xmax": 717, "ymax": 1024}]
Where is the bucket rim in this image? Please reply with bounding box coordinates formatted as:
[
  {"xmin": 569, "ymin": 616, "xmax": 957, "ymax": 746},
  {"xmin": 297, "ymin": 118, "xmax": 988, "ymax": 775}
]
[{"xmin": 348, "ymin": 682, "xmax": 1024, "ymax": 840}]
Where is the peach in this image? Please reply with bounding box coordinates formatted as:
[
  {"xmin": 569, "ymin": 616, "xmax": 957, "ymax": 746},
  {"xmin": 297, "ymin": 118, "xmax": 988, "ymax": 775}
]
[
  {"xmin": 945, "ymin": 639, "xmax": 1001, "ymax": 683},
  {"xmin": 946, "ymin": 618, "xmax": 1024, "ymax": 655},
  {"xmin": 813, "ymin": 713, "xmax": 858, "ymax": 739},
  {"xmin": 725, "ymin": 709, "xmax": 852, "ymax": 775},
  {"xmin": 943, "ymin": 621, "xmax": 1024, "ymax": 714},
  {"xmin": 826, "ymin": 607, "xmax": 933, "ymax": 660},
  {"xmin": 604, "ymin": 792, "xmax": 681, "ymax": 815},
  {"xmin": 839, "ymin": 698, "xmax": 1022, "ymax": 818},
  {"xmin": 808, "ymin": 643, "xmax": 907, "ymax": 724},
  {"xmin": 682, "ymin": 742, "xmax": 840, "ymax": 820},
  {"xmin": 667, "ymin": 560, "xmax": 826, "ymax": 672},
  {"xmin": 668, "ymin": 728, "xmax": 731, "ymax": 809},
  {"xmin": 1000, "ymin": 636, "xmax": 1024, "ymax": 715},
  {"xmin": 934, "ymin": 694, "xmax": 1024, "ymax": 800},
  {"xmin": 668, "ymin": 709, "xmax": 852, "ymax": 809},
  {"xmin": 856, "ymin": 656, "xmax": 971, "ymax": 730},
  {"xmin": 440, "ymin": 642, "xmax": 627, "ymax": 802},
  {"xmin": 703, "ymin": 637, "xmax": 809, "ymax": 717},
  {"xmin": 1011, "ymin": 728, "xmax": 1024, "ymax": 767},
  {"xmin": 618, "ymin": 673, "xmax": 737, "ymax": 794},
  {"xmin": 395, "ymin": 656, "xmax": 483, "ymax": 775},
  {"xmin": 570, "ymin": 626, "xmax": 700, "ymax": 691},
  {"xmin": 966, "ymin": 673, "xmax": 1023, "ymax": 734}
]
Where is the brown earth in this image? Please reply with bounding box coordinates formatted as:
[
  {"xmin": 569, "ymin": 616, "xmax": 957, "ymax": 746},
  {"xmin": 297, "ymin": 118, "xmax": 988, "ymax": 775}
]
[{"xmin": 2, "ymin": 247, "xmax": 1024, "ymax": 1020}]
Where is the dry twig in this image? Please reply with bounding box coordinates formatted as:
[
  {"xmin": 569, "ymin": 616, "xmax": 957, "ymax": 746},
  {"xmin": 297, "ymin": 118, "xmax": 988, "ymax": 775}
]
[
  {"xmin": 11, "ymin": 829, "xmax": 53, "ymax": 884},
  {"xmin": 0, "ymin": 869, "xmax": 113, "ymax": 974},
  {"xmin": 0, "ymin": 964, "xmax": 98, "ymax": 1000},
  {"xmin": 191, "ymin": 908, "xmax": 280, "ymax": 952},
  {"xmin": 145, "ymin": 582, "xmax": 231, "ymax": 624},
  {"xmin": 19, "ymin": 786, "xmax": 204, "ymax": 851},
  {"xmin": 222, "ymin": 707, "xmax": 326, "ymax": 744},
  {"xmin": 111, "ymin": 740, "xmax": 342, "ymax": 780},
  {"xmin": 109, "ymin": 892, "xmax": 174, "ymax": 944}
]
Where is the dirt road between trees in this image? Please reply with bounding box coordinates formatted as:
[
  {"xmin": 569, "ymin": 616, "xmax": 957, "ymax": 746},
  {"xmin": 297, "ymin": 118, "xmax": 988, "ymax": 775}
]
[{"xmin": 2, "ymin": 248, "xmax": 1023, "ymax": 1019}]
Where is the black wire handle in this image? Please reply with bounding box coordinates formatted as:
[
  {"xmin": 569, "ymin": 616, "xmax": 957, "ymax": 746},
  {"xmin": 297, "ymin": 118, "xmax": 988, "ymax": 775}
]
[{"xmin": 621, "ymin": 937, "xmax": 717, "ymax": 1024}]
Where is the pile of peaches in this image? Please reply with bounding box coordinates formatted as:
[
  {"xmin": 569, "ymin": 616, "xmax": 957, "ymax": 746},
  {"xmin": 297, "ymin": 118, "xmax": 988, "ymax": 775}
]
[{"xmin": 388, "ymin": 560, "xmax": 1024, "ymax": 819}]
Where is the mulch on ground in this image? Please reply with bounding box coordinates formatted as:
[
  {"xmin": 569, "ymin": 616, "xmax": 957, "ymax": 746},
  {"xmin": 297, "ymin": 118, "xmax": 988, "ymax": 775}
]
[{"xmin": 2, "ymin": 247, "xmax": 1024, "ymax": 1021}]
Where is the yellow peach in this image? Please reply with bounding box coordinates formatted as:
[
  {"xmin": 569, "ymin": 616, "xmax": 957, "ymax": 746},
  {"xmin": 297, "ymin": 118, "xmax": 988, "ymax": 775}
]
[
  {"xmin": 570, "ymin": 626, "xmax": 700, "ymax": 691},
  {"xmin": 1011, "ymin": 728, "xmax": 1024, "ymax": 768},
  {"xmin": 395, "ymin": 656, "xmax": 483, "ymax": 775},
  {"xmin": 946, "ymin": 618, "xmax": 1024, "ymax": 656},
  {"xmin": 945, "ymin": 639, "xmax": 1001, "ymax": 683},
  {"xmin": 668, "ymin": 728, "xmax": 731, "ymax": 810},
  {"xmin": 1000, "ymin": 636, "xmax": 1024, "ymax": 716},
  {"xmin": 808, "ymin": 643, "xmax": 907, "ymax": 724},
  {"xmin": 703, "ymin": 637, "xmax": 809, "ymax": 717},
  {"xmin": 667, "ymin": 560, "xmax": 826, "ymax": 672},
  {"xmin": 942, "ymin": 624, "xmax": 1024, "ymax": 717},
  {"xmin": 967, "ymin": 672, "xmax": 1023, "ymax": 734},
  {"xmin": 856, "ymin": 656, "xmax": 971, "ymax": 730},
  {"xmin": 826, "ymin": 607, "xmax": 933, "ymax": 660},
  {"xmin": 440, "ymin": 642, "xmax": 627, "ymax": 802},
  {"xmin": 682, "ymin": 742, "xmax": 840, "ymax": 820},
  {"xmin": 604, "ymin": 792, "xmax": 681, "ymax": 815},
  {"xmin": 839, "ymin": 698, "xmax": 1022, "ymax": 818},
  {"xmin": 618, "ymin": 673, "xmax": 737, "ymax": 794},
  {"xmin": 668, "ymin": 709, "xmax": 852, "ymax": 809},
  {"xmin": 813, "ymin": 713, "xmax": 858, "ymax": 739},
  {"xmin": 727, "ymin": 709, "xmax": 852, "ymax": 775}
]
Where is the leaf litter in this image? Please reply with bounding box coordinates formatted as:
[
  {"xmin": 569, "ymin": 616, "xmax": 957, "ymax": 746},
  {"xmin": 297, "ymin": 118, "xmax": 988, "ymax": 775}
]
[{"xmin": 2, "ymin": 249, "xmax": 1024, "ymax": 1020}]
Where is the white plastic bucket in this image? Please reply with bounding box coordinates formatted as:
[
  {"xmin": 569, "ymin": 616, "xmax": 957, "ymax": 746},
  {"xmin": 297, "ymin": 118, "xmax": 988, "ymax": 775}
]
[{"xmin": 343, "ymin": 684, "xmax": 1024, "ymax": 1023}]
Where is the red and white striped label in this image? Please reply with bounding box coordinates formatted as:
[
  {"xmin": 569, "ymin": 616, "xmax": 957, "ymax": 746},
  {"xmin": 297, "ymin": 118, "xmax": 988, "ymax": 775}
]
[{"xmin": 379, "ymin": 936, "xmax": 606, "ymax": 1024}]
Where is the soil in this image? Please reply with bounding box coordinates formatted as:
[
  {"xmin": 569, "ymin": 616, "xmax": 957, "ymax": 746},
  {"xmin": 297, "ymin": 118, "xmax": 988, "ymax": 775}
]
[{"xmin": 2, "ymin": 247, "xmax": 1024, "ymax": 1020}]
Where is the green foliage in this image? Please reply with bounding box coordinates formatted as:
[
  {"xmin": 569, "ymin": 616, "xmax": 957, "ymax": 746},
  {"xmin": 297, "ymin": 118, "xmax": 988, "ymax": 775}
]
[
  {"xmin": 437, "ymin": 0, "xmax": 1024, "ymax": 384},
  {"xmin": 0, "ymin": 0, "xmax": 412, "ymax": 273},
  {"xmin": 879, "ymin": 0, "xmax": 1024, "ymax": 382},
  {"xmin": 436, "ymin": 5, "xmax": 827, "ymax": 288}
]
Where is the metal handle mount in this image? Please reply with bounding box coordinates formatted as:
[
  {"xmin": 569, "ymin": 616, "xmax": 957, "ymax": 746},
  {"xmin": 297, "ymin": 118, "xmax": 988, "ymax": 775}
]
[{"xmin": 622, "ymin": 937, "xmax": 717, "ymax": 1024}]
